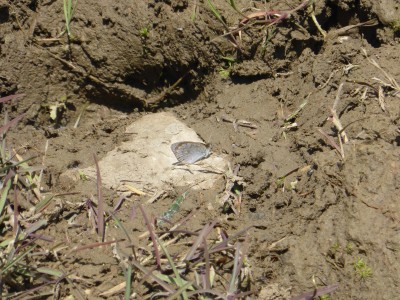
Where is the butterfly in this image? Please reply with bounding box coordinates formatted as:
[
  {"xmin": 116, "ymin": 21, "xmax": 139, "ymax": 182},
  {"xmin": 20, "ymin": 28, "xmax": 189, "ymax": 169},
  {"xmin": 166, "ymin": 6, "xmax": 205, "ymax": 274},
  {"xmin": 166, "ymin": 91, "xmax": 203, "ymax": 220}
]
[{"xmin": 171, "ymin": 141, "xmax": 211, "ymax": 165}]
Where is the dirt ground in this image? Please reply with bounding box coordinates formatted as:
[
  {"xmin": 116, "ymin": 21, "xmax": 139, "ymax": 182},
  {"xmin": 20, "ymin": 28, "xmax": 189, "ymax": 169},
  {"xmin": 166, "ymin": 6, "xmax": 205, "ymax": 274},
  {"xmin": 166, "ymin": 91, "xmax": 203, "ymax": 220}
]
[{"xmin": 1, "ymin": 0, "xmax": 399, "ymax": 299}]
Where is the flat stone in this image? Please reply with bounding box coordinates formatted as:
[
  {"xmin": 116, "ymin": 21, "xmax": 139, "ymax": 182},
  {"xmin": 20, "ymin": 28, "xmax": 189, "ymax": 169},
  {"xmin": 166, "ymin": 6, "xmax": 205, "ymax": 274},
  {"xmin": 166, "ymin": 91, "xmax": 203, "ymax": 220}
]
[{"xmin": 76, "ymin": 112, "xmax": 227, "ymax": 194}]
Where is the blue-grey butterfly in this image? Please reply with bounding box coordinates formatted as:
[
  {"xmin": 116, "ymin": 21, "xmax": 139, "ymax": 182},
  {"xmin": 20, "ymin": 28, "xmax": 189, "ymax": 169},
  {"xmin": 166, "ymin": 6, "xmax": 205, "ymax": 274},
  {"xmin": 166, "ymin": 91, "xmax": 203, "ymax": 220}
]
[{"xmin": 171, "ymin": 142, "xmax": 211, "ymax": 165}]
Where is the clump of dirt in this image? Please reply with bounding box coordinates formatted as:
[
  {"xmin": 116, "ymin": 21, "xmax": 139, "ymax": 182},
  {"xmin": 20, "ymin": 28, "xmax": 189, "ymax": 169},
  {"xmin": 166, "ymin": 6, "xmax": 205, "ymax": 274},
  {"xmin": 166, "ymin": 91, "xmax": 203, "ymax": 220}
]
[{"xmin": 1, "ymin": 0, "xmax": 399, "ymax": 299}]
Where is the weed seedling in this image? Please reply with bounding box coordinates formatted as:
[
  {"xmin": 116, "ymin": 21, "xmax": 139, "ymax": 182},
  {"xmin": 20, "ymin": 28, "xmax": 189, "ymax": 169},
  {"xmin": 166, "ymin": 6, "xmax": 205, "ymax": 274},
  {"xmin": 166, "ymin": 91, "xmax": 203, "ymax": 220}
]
[
  {"xmin": 218, "ymin": 67, "xmax": 231, "ymax": 78},
  {"xmin": 389, "ymin": 20, "xmax": 400, "ymax": 33},
  {"xmin": 260, "ymin": 27, "xmax": 277, "ymax": 57},
  {"xmin": 353, "ymin": 258, "xmax": 373, "ymax": 280},
  {"xmin": 206, "ymin": 0, "xmax": 240, "ymax": 49},
  {"xmin": 331, "ymin": 242, "xmax": 340, "ymax": 254},
  {"xmin": 63, "ymin": 0, "xmax": 77, "ymax": 37},
  {"xmin": 139, "ymin": 27, "xmax": 149, "ymax": 39},
  {"xmin": 139, "ymin": 27, "xmax": 150, "ymax": 57},
  {"xmin": 218, "ymin": 56, "xmax": 236, "ymax": 78},
  {"xmin": 345, "ymin": 243, "xmax": 354, "ymax": 254}
]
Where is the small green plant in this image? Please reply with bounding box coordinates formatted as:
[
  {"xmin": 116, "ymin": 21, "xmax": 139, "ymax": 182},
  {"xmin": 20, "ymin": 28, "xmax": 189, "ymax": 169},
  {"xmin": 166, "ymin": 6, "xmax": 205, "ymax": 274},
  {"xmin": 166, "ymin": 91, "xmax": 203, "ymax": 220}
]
[
  {"xmin": 63, "ymin": 0, "xmax": 77, "ymax": 36},
  {"xmin": 78, "ymin": 170, "xmax": 88, "ymax": 181},
  {"xmin": 260, "ymin": 27, "xmax": 277, "ymax": 57},
  {"xmin": 320, "ymin": 295, "xmax": 330, "ymax": 300},
  {"xmin": 218, "ymin": 56, "xmax": 236, "ymax": 78},
  {"xmin": 331, "ymin": 242, "xmax": 340, "ymax": 254},
  {"xmin": 218, "ymin": 67, "xmax": 231, "ymax": 78},
  {"xmin": 389, "ymin": 20, "xmax": 400, "ymax": 33},
  {"xmin": 345, "ymin": 243, "xmax": 354, "ymax": 254},
  {"xmin": 353, "ymin": 258, "xmax": 373, "ymax": 279},
  {"xmin": 276, "ymin": 177, "xmax": 285, "ymax": 189},
  {"xmin": 139, "ymin": 26, "xmax": 150, "ymax": 57},
  {"xmin": 139, "ymin": 27, "xmax": 149, "ymax": 39}
]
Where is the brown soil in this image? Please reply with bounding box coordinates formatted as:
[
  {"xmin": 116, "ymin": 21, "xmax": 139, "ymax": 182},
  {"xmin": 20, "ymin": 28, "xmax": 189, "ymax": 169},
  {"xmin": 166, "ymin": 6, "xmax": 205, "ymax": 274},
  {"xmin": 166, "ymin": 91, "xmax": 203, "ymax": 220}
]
[{"xmin": 1, "ymin": 0, "xmax": 399, "ymax": 299}]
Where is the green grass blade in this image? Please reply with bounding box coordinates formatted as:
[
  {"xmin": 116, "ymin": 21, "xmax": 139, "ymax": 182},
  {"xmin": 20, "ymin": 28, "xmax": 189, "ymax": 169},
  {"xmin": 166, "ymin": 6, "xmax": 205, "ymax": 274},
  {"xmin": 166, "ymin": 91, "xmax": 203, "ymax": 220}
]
[
  {"xmin": 227, "ymin": 0, "xmax": 237, "ymax": 10},
  {"xmin": 130, "ymin": 259, "xmax": 176, "ymax": 293},
  {"xmin": 227, "ymin": 0, "xmax": 247, "ymax": 18},
  {"xmin": 36, "ymin": 267, "xmax": 63, "ymax": 277},
  {"xmin": 191, "ymin": 0, "xmax": 198, "ymax": 21},
  {"xmin": 25, "ymin": 219, "xmax": 48, "ymax": 236},
  {"xmin": 111, "ymin": 213, "xmax": 132, "ymax": 244},
  {"xmin": 64, "ymin": 0, "xmax": 78, "ymax": 37},
  {"xmin": 63, "ymin": 0, "xmax": 71, "ymax": 36},
  {"xmin": 228, "ymin": 242, "xmax": 241, "ymax": 294},
  {"xmin": 206, "ymin": 0, "xmax": 227, "ymax": 26},
  {"xmin": 125, "ymin": 265, "xmax": 132, "ymax": 300},
  {"xmin": 1, "ymin": 245, "xmax": 35, "ymax": 275},
  {"xmin": 0, "ymin": 156, "xmax": 35, "ymax": 174},
  {"xmin": 34, "ymin": 194, "xmax": 54, "ymax": 213},
  {"xmin": 67, "ymin": 0, "xmax": 72, "ymax": 18},
  {"xmin": 0, "ymin": 176, "xmax": 12, "ymax": 216},
  {"xmin": 165, "ymin": 281, "xmax": 194, "ymax": 300},
  {"xmin": 155, "ymin": 235, "xmax": 189, "ymax": 300},
  {"xmin": 0, "ymin": 238, "xmax": 13, "ymax": 248}
]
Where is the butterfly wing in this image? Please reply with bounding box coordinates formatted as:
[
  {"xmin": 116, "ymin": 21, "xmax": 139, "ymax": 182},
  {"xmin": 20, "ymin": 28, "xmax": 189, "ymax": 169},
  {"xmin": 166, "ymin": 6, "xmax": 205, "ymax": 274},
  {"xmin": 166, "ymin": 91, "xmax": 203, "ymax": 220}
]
[{"xmin": 171, "ymin": 142, "xmax": 210, "ymax": 164}]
